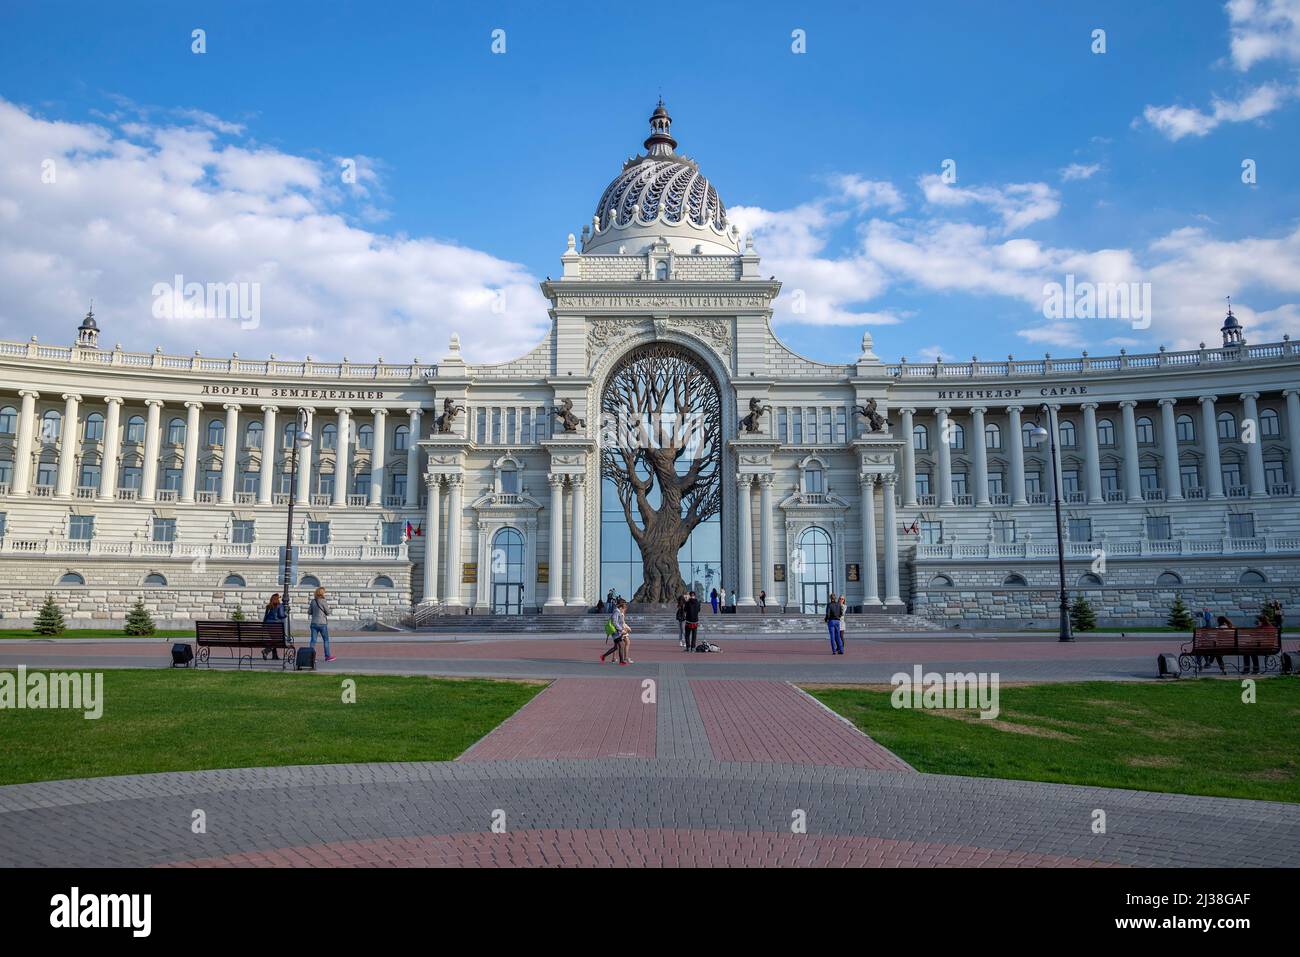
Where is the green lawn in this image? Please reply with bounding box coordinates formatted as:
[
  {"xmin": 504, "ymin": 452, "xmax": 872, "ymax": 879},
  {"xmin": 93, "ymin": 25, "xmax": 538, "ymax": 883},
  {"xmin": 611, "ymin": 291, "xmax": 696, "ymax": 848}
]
[
  {"xmin": 0, "ymin": 628, "xmax": 195, "ymax": 639},
  {"xmin": 807, "ymin": 679, "xmax": 1300, "ymax": 803},
  {"xmin": 0, "ymin": 668, "xmax": 543, "ymax": 785}
]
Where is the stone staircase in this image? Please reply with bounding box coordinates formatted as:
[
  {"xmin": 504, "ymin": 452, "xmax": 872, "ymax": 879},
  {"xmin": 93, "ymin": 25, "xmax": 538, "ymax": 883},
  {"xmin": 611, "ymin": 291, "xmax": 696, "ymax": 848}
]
[{"xmin": 398, "ymin": 607, "xmax": 943, "ymax": 635}]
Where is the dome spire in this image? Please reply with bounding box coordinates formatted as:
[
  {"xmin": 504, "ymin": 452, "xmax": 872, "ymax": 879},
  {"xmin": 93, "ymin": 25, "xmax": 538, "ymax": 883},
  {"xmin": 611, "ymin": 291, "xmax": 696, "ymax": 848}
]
[{"xmin": 644, "ymin": 98, "xmax": 677, "ymax": 156}]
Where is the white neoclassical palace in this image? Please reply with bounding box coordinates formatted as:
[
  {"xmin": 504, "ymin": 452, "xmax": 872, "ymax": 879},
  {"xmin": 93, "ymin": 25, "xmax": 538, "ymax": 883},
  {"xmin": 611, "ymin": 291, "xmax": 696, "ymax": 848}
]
[{"xmin": 2, "ymin": 102, "xmax": 1298, "ymax": 627}]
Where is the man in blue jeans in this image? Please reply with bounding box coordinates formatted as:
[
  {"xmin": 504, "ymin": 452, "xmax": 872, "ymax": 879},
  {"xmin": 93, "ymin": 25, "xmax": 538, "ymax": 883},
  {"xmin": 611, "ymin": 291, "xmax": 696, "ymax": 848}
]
[
  {"xmin": 308, "ymin": 586, "xmax": 336, "ymax": 663},
  {"xmin": 824, "ymin": 594, "xmax": 844, "ymax": 655}
]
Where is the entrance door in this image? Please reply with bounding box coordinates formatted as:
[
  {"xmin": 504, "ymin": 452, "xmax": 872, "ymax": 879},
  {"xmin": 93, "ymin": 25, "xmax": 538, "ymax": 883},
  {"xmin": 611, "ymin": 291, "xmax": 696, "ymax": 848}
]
[
  {"xmin": 801, "ymin": 581, "xmax": 829, "ymax": 615},
  {"xmin": 796, "ymin": 526, "xmax": 834, "ymax": 613},
  {"xmin": 490, "ymin": 527, "xmax": 525, "ymax": 615},
  {"xmin": 493, "ymin": 582, "xmax": 523, "ymax": 615}
]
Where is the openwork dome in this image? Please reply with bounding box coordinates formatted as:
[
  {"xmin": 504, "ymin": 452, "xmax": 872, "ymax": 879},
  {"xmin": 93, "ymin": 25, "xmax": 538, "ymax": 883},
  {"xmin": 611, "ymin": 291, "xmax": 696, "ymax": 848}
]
[{"xmin": 584, "ymin": 101, "xmax": 739, "ymax": 256}]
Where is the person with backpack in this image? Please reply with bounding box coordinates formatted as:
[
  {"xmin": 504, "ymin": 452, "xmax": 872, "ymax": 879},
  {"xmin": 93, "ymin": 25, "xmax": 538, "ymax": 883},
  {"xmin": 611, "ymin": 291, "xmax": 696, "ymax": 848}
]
[
  {"xmin": 600, "ymin": 598, "xmax": 630, "ymax": 665},
  {"xmin": 605, "ymin": 588, "xmax": 616, "ymax": 617},
  {"xmin": 261, "ymin": 593, "xmax": 286, "ymax": 660},
  {"xmin": 675, "ymin": 595, "xmax": 687, "ymax": 646},
  {"xmin": 683, "ymin": 590, "xmax": 701, "ymax": 651},
  {"xmin": 824, "ymin": 593, "xmax": 844, "ymax": 655},
  {"xmin": 308, "ymin": 586, "xmax": 336, "ymax": 663}
]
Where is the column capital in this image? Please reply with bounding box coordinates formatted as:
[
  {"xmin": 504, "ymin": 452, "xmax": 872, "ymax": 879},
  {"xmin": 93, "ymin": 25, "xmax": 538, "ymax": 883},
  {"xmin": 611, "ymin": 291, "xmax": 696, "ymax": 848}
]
[
  {"xmin": 186, "ymin": 400, "xmax": 204, "ymax": 411},
  {"xmin": 1198, "ymin": 394, "xmax": 1218, "ymax": 405},
  {"xmin": 424, "ymin": 473, "xmax": 441, "ymax": 489},
  {"xmin": 444, "ymin": 473, "xmax": 463, "ymax": 488},
  {"xmin": 334, "ymin": 407, "xmax": 351, "ymax": 416},
  {"xmin": 897, "ymin": 406, "xmax": 916, "ymax": 416},
  {"xmin": 1080, "ymin": 401, "xmax": 1098, "ymax": 411},
  {"xmin": 934, "ymin": 406, "xmax": 950, "ymax": 416},
  {"xmin": 882, "ymin": 472, "xmax": 898, "ymax": 487},
  {"xmin": 1005, "ymin": 405, "xmax": 1023, "ymax": 414},
  {"xmin": 571, "ymin": 473, "xmax": 586, "ymax": 488},
  {"xmin": 858, "ymin": 472, "xmax": 879, "ymax": 488},
  {"xmin": 260, "ymin": 404, "xmax": 279, "ymax": 413},
  {"xmin": 104, "ymin": 395, "xmax": 124, "ymax": 406},
  {"xmin": 736, "ymin": 473, "xmax": 754, "ymax": 487},
  {"xmin": 60, "ymin": 393, "xmax": 82, "ymax": 403},
  {"xmin": 968, "ymin": 406, "xmax": 987, "ymax": 415},
  {"xmin": 1284, "ymin": 389, "xmax": 1300, "ymax": 399},
  {"xmin": 1156, "ymin": 397, "xmax": 1177, "ymax": 408},
  {"xmin": 1239, "ymin": 391, "xmax": 1260, "ymax": 401},
  {"xmin": 371, "ymin": 407, "xmax": 388, "ymax": 417},
  {"xmin": 547, "ymin": 472, "xmax": 565, "ymax": 487},
  {"xmin": 144, "ymin": 398, "xmax": 164, "ymax": 409},
  {"xmin": 1118, "ymin": 399, "xmax": 1137, "ymax": 410},
  {"xmin": 406, "ymin": 406, "xmax": 423, "ymax": 416},
  {"xmin": 18, "ymin": 390, "xmax": 39, "ymax": 400},
  {"xmin": 222, "ymin": 402, "xmax": 241, "ymax": 412}
]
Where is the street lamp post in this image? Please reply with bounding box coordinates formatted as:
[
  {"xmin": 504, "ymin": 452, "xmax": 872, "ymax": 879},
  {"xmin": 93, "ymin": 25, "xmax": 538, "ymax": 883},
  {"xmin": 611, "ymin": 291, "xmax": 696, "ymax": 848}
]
[
  {"xmin": 280, "ymin": 409, "xmax": 312, "ymax": 644},
  {"xmin": 1031, "ymin": 406, "xmax": 1073, "ymax": 642}
]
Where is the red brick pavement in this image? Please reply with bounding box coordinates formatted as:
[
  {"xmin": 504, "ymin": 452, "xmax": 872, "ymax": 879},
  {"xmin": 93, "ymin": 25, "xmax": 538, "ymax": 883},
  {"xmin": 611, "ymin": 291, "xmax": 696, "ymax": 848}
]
[
  {"xmin": 458, "ymin": 678, "xmax": 655, "ymax": 761},
  {"xmin": 693, "ymin": 680, "xmax": 913, "ymax": 770},
  {"xmin": 160, "ymin": 829, "xmax": 1115, "ymax": 867}
]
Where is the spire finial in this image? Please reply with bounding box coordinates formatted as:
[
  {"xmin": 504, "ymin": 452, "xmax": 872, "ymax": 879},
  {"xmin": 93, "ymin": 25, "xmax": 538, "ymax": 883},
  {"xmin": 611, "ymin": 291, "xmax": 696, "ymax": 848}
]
[{"xmin": 644, "ymin": 99, "xmax": 677, "ymax": 156}]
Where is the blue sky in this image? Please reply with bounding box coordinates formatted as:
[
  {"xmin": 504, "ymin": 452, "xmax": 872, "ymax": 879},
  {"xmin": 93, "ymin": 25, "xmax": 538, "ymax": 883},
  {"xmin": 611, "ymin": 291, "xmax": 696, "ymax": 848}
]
[{"xmin": 1, "ymin": 0, "xmax": 1298, "ymax": 364}]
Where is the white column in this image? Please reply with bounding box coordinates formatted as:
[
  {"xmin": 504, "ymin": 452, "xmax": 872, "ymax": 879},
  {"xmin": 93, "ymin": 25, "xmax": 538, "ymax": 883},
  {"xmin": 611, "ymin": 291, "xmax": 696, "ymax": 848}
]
[
  {"xmin": 140, "ymin": 399, "xmax": 162, "ymax": 502},
  {"xmin": 220, "ymin": 403, "xmax": 240, "ymax": 504},
  {"xmin": 568, "ymin": 475, "xmax": 587, "ymax": 605},
  {"xmin": 404, "ymin": 408, "xmax": 422, "ymax": 508},
  {"xmin": 333, "ymin": 408, "xmax": 351, "ymax": 507},
  {"xmin": 935, "ymin": 407, "xmax": 953, "ymax": 506},
  {"xmin": 860, "ymin": 474, "xmax": 880, "ymax": 606},
  {"xmin": 296, "ymin": 409, "xmax": 314, "ymax": 505},
  {"xmin": 99, "ymin": 397, "xmax": 122, "ymax": 499},
  {"xmin": 1119, "ymin": 400, "xmax": 1142, "ymax": 502},
  {"xmin": 369, "ymin": 409, "xmax": 387, "ymax": 506},
  {"xmin": 898, "ymin": 408, "xmax": 917, "ymax": 506},
  {"xmin": 1286, "ymin": 390, "xmax": 1300, "ymax": 496},
  {"xmin": 970, "ymin": 407, "xmax": 989, "ymax": 505},
  {"xmin": 545, "ymin": 473, "xmax": 565, "ymax": 606},
  {"xmin": 1199, "ymin": 395, "xmax": 1224, "ymax": 499},
  {"xmin": 1081, "ymin": 402, "xmax": 1103, "ymax": 503},
  {"xmin": 1157, "ymin": 399, "xmax": 1182, "ymax": 501},
  {"xmin": 10, "ymin": 391, "xmax": 38, "ymax": 496},
  {"xmin": 180, "ymin": 401, "xmax": 202, "ymax": 503},
  {"xmin": 421, "ymin": 475, "xmax": 441, "ymax": 604},
  {"xmin": 258, "ymin": 406, "xmax": 277, "ymax": 504},
  {"xmin": 1007, "ymin": 406, "xmax": 1027, "ymax": 505},
  {"xmin": 736, "ymin": 475, "xmax": 756, "ymax": 605},
  {"xmin": 443, "ymin": 475, "xmax": 464, "ymax": 606},
  {"xmin": 55, "ymin": 393, "xmax": 81, "ymax": 497},
  {"xmin": 882, "ymin": 473, "xmax": 901, "ymax": 605},
  {"xmin": 1241, "ymin": 392, "xmax": 1268, "ymax": 497},
  {"xmin": 759, "ymin": 475, "xmax": 774, "ymax": 600}
]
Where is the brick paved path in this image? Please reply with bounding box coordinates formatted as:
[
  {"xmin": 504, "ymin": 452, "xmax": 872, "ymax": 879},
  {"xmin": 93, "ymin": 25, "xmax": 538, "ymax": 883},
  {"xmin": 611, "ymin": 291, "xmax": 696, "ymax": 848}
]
[{"xmin": 2, "ymin": 636, "xmax": 1296, "ymax": 868}]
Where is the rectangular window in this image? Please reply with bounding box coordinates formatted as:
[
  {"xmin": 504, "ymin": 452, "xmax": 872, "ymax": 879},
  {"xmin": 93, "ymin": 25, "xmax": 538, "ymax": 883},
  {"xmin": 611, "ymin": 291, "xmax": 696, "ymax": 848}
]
[
  {"xmin": 992, "ymin": 519, "xmax": 1016, "ymax": 544},
  {"xmin": 916, "ymin": 473, "xmax": 931, "ymax": 496},
  {"xmin": 819, "ymin": 407, "xmax": 832, "ymax": 445},
  {"xmin": 152, "ymin": 517, "xmax": 176, "ymax": 543},
  {"xmin": 318, "ymin": 474, "xmax": 335, "ymax": 497},
  {"xmin": 778, "ymin": 408, "xmax": 788, "ymax": 443},
  {"xmin": 1061, "ymin": 469, "xmax": 1079, "ymax": 494},
  {"xmin": 277, "ymin": 471, "xmax": 293, "ymax": 494},
  {"xmin": 1180, "ymin": 464, "xmax": 1200, "ymax": 491},
  {"xmin": 392, "ymin": 473, "xmax": 407, "ymax": 500},
  {"xmin": 382, "ymin": 521, "xmax": 404, "ymax": 546},
  {"xmin": 69, "ymin": 515, "xmax": 94, "ymax": 540},
  {"xmin": 1265, "ymin": 461, "xmax": 1286, "ymax": 486},
  {"xmin": 506, "ymin": 407, "xmax": 517, "ymax": 444},
  {"xmin": 163, "ymin": 468, "xmax": 182, "ymax": 491},
  {"xmin": 807, "ymin": 408, "xmax": 818, "ymax": 445},
  {"xmin": 792, "ymin": 408, "xmax": 803, "ymax": 444},
  {"xmin": 0, "ymin": 461, "xmax": 12, "ymax": 484},
  {"xmin": 0, "ymin": 512, "xmax": 6, "ymax": 540},
  {"xmin": 520, "ymin": 408, "xmax": 531, "ymax": 444},
  {"xmin": 835, "ymin": 407, "xmax": 847, "ymax": 443},
  {"xmin": 491, "ymin": 408, "xmax": 501, "ymax": 444},
  {"xmin": 1221, "ymin": 463, "xmax": 1242, "ymax": 490},
  {"xmin": 203, "ymin": 469, "xmax": 221, "ymax": 492},
  {"xmin": 1025, "ymin": 472, "xmax": 1042, "ymax": 494},
  {"xmin": 951, "ymin": 472, "xmax": 968, "ymax": 496},
  {"xmin": 988, "ymin": 472, "xmax": 1004, "ymax": 495},
  {"xmin": 78, "ymin": 464, "xmax": 101, "ymax": 488},
  {"xmin": 920, "ymin": 520, "xmax": 942, "ymax": 545},
  {"xmin": 1068, "ymin": 518, "xmax": 1092, "ymax": 542},
  {"xmin": 231, "ymin": 519, "xmax": 254, "ymax": 544},
  {"xmin": 241, "ymin": 471, "xmax": 259, "ymax": 493},
  {"xmin": 804, "ymin": 468, "xmax": 824, "ymax": 494},
  {"xmin": 354, "ymin": 473, "xmax": 370, "ymax": 496},
  {"xmin": 1140, "ymin": 467, "xmax": 1160, "ymax": 491},
  {"xmin": 308, "ymin": 521, "xmax": 331, "ymax": 545},
  {"xmin": 1100, "ymin": 468, "xmax": 1119, "ymax": 492},
  {"xmin": 1145, "ymin": 516, "xmax": 1171, "ymax": 540},
  {"xmin": 1228, "ymin": 512, "xmax": 1255, "ymax": 539},
  {"xmin": 37, "ymin": 462, "xmax": 57, "ymax": 487}
]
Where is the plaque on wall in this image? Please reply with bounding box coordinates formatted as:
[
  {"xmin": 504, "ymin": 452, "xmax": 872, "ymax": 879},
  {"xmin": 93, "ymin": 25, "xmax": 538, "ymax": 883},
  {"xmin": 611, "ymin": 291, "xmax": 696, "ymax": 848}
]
[
  {"xmin": 462, "ymin": 562, "xmax": 478, "ymax": 584},
  {"xmin": 773, "ymin": 563, "xmax": 786, "ymax": 583},
  {"xmin": 537, "ymin": 561, "xmax": 549, "ymax": 584},
  {"xmin": 846, "ymin": 563, "xmax": 860, "ymax": 582}
]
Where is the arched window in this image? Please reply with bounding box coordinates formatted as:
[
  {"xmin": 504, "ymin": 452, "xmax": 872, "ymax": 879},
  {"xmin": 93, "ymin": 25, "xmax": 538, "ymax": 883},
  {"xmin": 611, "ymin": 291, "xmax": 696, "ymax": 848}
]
[
  {"xmin": 222, "ymin": 574, "xmax": 246, "ymax": 588},
  {"xmin": 245, "ymin": 421, "xmax": 263, "ymax": 448},
  {"xmin": 929, "ymin": 574, "xmax": 954, "ymax": 588},
  {"xmin": 1176, "ymin": 414, "xmax": 1195, "ymax": 441},
  {"xmin": 125, "ymin": 415, "xmax": 146, "ymax": 443},
  {"xmin": 40, "ymin": 410, "xmax": 62, "ymax": 442},
  {"xmin": 357, "ymin": 424, "xmax": 374, "ymax": 450},
  {"xmin": 1058, "ymin": 420, "xmax": 1076, "ymax": 447},
  {"xmin": 1021, "ymin": 421, "xmax": 1039, "ymax": 449},
  {"xmin": 371, "ymin": 575, "xmax": 394, "ymax": 589},
  {"xmin": 1097, "ymin": 418, "xmax": 1115, "ymax": 445},
  {"xmin": 949, "ymin": 422, "xmax": 965, "ymax": 450},
  {"xmin": 143, "ymin": 572, "xmax": 167, "ymax": 587},
  {"xmin": 1136, "ymin": 416, "xmax": 1154, "ymax": 444},
  {"xmin": 84, "ymin": 412, "xmax": 105, "ymax": 442},
  {"xmin": 1002, "ymin": 573, "xmax": 1028, "ymax": 587},
  {"xmin": 283, "ymin": 422, "xmax": 299, "ymax": 448},
  {"xmin": 58, "ymin": 571, "xmax": 85, "ymax": 586},
  {"xmin": 1260, "ymin": 408, "xmax": 1280, "ymax": 437},
  {"xmin": 167, "ymin": 417, "xmax": 186, "ymax": 444},
  {"xmin": 984, "ymin": 422, "xmax": 1001, "ymax": 449},
  {"xmin": 489, "ymin": 528, "xmax": 524, "ymax": 614},
  {"xmin": 1077, "ymin": 572, "xmax": 1103, "ymax": 587},
  {"xmin": 499, "ymin": 464, "xmax": 519, "ymax": 494},
  {"xmin": 912, "ymin": 424, "xmax": 928, "ymax": 451},
  {"xmin": 1217, "ymin": 411, "xmax": 1236, "ymax": 440},
  {"xmin": 803, "ymin": 466, "xmax": 825, "ymax": 495},
  {"xmin": 207, "ymin": 419, "xmax": 225, "ymax": 447},
  {"xmin": 320, "ymin": 423, "xmax": 337, "ymax": 450},
  {"xmin": 299, "ymin": 574, "xmax": 321, "ymax": 588},
  {"xmin": 795, "ymin": 526, "xmax": 834, "ymax": 613},
  {"xmin": 394, "ymin": 424, "xmax": 409, "ymax": 451},
  {"xmin": 1156, "ymin": 571, "xmax": 1182, "ymax": 586},
  {"xmin": 0, "ymin": 406, "xmax": 16, "ymax": 434},
  {"xmin": 1239, "ymin": 569, "xmax": 1267, "ymax": 585}
]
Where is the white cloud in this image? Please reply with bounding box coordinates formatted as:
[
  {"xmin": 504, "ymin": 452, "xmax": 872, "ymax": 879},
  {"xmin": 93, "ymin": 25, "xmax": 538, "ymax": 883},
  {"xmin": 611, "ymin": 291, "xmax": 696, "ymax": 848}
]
[
  {"xmin": 0, "ymin": 97, "xmax": 549, "ymax": 362},
  {"xmin": 917, "ymin": 175, "xmax": 1060, "ymax": 232},
  {"xmin": 828, "ymin": 174, "xmax": 905, "ymax": 213},
  {"xmin": 1143, "ymin": 82, "xmax": 1291, "ymax": 140},
  {"xmin": 1227, "ymin": 0, "xmax": 1300, "ymax": 70},
  {"xmin": 1060, "ymin": 162, "xmax": 1102, "ymax": 182}
]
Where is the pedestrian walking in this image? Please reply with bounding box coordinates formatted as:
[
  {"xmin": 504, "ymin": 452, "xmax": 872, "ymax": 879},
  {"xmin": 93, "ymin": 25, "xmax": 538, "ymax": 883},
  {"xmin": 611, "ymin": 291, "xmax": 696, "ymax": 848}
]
[
  {"xmin": 719, "ymin": 587, "xmax": 728, "ymax": 613},
  {"xmin": 308, "ymin": 586, "xmax": 336, "ymax": 663},
  {"xmin": 605, "ymin": 588, "xmax": 616, "ymax": 617},
  {"xmin": 600, "ymin": 598, "xmax": 631, "ymax": 665},
  {"xmin": 683, "ymin": 590, "xmax": 701, "ymax": 651},
  {"xmin": 675, "ymin": 595, "xmax": 687, "ymax": 646},
  {"xmin": 261, "ymin": 592, "xmax": 286, "ymax": 660},
  {"xmin": 824, "ymin": 593, "xmax": 845, "ymax": 655},
  {"xmin": 710, "ymin": 588, "xmax": 719, "ymax": 614}
]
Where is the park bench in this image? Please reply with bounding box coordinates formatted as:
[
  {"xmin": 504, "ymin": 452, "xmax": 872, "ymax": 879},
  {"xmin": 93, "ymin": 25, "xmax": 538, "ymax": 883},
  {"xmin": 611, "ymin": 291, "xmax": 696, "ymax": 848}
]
[
  {"xmin": 1179, "ymin": 627, "xmax": 1281, "ymax": 675},
  {"xmin": 194, "ymin": 620, "xmax": 294, "ymax": 670}
]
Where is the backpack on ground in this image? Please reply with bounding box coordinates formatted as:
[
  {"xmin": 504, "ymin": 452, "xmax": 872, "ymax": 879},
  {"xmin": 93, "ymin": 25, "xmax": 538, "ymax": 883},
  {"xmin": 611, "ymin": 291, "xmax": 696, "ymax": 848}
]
[{"xmin": 295, "ymin": 646, "xmax": 316, "ymax": 670}]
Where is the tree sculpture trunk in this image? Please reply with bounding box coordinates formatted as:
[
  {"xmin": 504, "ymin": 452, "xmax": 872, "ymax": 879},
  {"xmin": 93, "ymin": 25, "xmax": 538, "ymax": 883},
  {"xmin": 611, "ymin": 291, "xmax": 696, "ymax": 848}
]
[{"xmin": 600, "ymin": 344, "xmax": 722, "ymax": 603}]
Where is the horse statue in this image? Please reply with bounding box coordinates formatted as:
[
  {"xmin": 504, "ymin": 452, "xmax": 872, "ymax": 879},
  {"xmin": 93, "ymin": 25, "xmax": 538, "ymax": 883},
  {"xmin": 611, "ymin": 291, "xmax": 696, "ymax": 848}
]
[
  {"xmin": 435, "ymin": 397, "xmax": 465, "ymax": 434},
  {"xmin": 855, "ymin": 398, "xmax": 889, "ymax": 433},
  {"xmin": 552, "ymin": 397, "xmax": 586, "ymax": 433},
  {"xmin": 740, "ymin": 396, "xmax": 772, "ymax": 434}
]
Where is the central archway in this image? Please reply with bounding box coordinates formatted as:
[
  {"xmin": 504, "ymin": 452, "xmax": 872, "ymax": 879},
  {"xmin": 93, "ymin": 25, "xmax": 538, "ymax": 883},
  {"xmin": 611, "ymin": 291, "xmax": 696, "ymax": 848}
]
[{"xmin": 598, "ymin": 342, "xmax": 723, "ymax": 603}]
